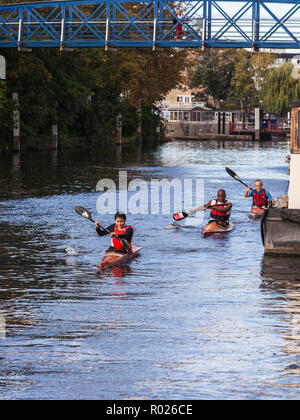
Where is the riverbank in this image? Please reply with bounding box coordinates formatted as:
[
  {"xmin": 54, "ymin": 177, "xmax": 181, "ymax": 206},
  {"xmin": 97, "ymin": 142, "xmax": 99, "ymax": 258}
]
[{"xmin": 163, "ymin": 133, "xmax": 253, "ymax": 141}]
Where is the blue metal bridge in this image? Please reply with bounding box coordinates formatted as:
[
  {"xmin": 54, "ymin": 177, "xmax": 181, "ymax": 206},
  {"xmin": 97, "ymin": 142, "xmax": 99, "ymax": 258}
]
[{"xmin": 0, "ymin": 0, "xmax": 300, "ymax": 50}]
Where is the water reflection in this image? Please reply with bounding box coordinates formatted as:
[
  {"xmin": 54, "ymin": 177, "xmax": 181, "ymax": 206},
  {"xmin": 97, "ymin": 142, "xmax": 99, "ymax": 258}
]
[
  {"xmin": 261, "ymin": 256, "xmax": 300, "ymax": 381},
  {"xmin": 1, "ymin": 138, "xmax": 298, "ymax": 399}
]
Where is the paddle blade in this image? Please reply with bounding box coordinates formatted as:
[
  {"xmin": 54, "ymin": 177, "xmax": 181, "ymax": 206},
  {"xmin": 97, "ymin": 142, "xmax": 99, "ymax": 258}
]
[
  {"xmin": 173, "ymin": 211, "xmax": 188, "ymax": 221},
  {"xmin": 225, "ymin": 167, "xmax": 241, "ymax": 181},
  {"xmin": 226, "ymin": 167, "xmax": 253, "ymax": 190},
  {"xmin": 75, "ymin": 206, "xmax": 94, "ymax": 222}
]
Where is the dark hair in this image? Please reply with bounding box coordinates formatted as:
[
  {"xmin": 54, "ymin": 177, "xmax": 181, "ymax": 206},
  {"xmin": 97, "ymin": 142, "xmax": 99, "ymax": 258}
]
[{"xmin": 115, "ymin": 211, "xmax": 126, "ymax": 221}]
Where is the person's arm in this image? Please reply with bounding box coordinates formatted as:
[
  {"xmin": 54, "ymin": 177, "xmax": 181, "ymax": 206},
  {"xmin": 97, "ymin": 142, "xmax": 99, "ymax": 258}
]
[
  {"xmin": 204, "ymin": 200, "xmax": 213, "ymax": 209},
  {"xmin": 215, "ymin": 202, "xmax": 232, "ymax": 213},
  {"xmin": 245, "ymin": 187, "xmax": 253, "ymax": 198},
  {"xmin": 117, "ymin": 227, "xmax": 134, "ymax": 242},
  {"xmin": 95, "ymin": 223, "xmax": 115, "ymax": 237},
  {"xmin": 265, "ymin": 190, "xmax": 273, "ymax": 201}
]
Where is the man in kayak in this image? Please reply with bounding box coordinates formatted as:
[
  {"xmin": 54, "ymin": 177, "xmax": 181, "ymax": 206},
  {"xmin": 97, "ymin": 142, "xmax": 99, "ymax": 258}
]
[
  {"xmin": 95, "ymin": 212, "xmax": 134, "ymax": 254},
  {"xmin": 204, "ymin": 189, "xmax": 232, "ymax": 226},
  {"xmin": 245, "ymin": 179, "xmax": 273, "ymax": 208}
]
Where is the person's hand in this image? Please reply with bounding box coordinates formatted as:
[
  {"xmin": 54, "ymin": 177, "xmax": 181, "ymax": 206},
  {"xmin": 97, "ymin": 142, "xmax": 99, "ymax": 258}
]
[
  {"xmin": 95, "ymin": 221, "xmax": 100, "ymax": 228},
  {"xmin": 246, "ymin": 186, "xmax": 251, "ymax": 193}
]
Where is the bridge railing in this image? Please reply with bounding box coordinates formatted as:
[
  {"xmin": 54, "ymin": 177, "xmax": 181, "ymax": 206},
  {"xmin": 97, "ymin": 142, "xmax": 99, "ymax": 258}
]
[{"xmin": 0, "ymin": 1, "xmax": 300, "ymax": 49}]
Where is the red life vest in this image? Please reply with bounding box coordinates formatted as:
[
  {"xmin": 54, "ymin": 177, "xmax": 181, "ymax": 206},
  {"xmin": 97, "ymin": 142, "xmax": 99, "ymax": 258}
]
[
  {"xmin": 111, "ymin": 225, "xmax": 133, "ymax": 252},
  {"xmin": 253, "ymin": 189, "xmax": 267, "ymax": 208},
  {"xmin": 210, "ymin": 199, "xmax": 231, "ymax": 219}
]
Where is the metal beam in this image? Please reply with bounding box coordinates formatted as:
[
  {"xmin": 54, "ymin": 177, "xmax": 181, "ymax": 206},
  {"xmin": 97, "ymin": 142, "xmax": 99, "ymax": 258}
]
[{"xmin": 0, "ymin": 0, "xmax": 299, "ymax": 49}]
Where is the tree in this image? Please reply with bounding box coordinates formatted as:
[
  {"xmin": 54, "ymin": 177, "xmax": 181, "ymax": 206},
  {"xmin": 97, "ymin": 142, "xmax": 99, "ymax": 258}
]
[
  {"xmin": 190, "ymin": 49, "xmax": 236, "ymax": 107},
  {"xmin": 230, "ymin": 49, "xmax": 256, "ymax": 111},
  {"xmin": 250, "ymin": 51, "xmax": 275, "ymax": 91},
  {"xmin": 260, "ymin": 62, "xmax": 300, "ymax": 114}
]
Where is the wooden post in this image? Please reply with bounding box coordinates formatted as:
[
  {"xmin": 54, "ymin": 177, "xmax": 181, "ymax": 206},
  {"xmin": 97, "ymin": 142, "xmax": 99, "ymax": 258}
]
[
  {"xmin": 51, "ymin": 124, "xmax": 58, "ymax": 150},
  {"xmin": 231, "ymin": 112, "xmax": 235, "ymax": 133},
  {"xmin": 255, "ymin": 107, "xmax": 260, "ymax": 140},
  {"xmin": 0, "ymin": 55, "xmax": 6, "ymax": 80},
  {"xmin": 115, "ymin": 114, "xmax": 122, "ymax": 145},
  {"xmin": 137, "ymin": 108, "xmax": 142, "ymax": 143},
  {"xmin": 217, "ymin": 112, "xmax": 221, "ymax": 134},
  {"xmin": 12, "ymin": 92, "xmax": 20, "ymax": 152},
  {"xmin": 156, "ymin": 124, "xmax": 160, "ymax": 141}
]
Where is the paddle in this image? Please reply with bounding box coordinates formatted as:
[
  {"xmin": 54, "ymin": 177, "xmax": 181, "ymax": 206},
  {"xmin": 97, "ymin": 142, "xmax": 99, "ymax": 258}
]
[
  {"xmin": 173, "ymin": 204, "xmax": 225, "ymax": 221},
  {"xmin": 74, "ymin": 206, "xmax": 130, "ymax": 253},
  {"xmin": 225, "ymin": 167, "xmax": 254, "ymax": 191}
]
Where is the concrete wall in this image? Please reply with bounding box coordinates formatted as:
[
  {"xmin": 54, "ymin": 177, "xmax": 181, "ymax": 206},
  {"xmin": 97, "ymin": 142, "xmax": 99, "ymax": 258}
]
[
  {"xmin": 288, "ymin": 154, "xmax": 300, "ymax": 209},
  {"xmin": 164, "ymin": 121, "xmax": 220, "ymax": 138},
  {"xmin": 264, "ymin": 208, "xmax": 300, "ymax": 255}
]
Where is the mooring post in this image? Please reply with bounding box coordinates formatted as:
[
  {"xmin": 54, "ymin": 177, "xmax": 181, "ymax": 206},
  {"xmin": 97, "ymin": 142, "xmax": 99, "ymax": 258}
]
[
  {"xmin": 115, "ymin": 114, "xmax": 122, "ymax": 145},
  {"xmin": 12, "ymin": 92, "xmax": 20, "ymax": 152},
  {"xmin": 255, "ymin": 107, "xmax": 260, "ymax": 140},
  {"xmin": 52, "ymin": 124, "xmax": 58, "ymax": 150},
  {"xmin": 137, "ymin": 108, "xmax": 142, "ymax": 143},
  {"xmin": 217, "ymin": 112, "xmax": 221, "ymax": 134}
]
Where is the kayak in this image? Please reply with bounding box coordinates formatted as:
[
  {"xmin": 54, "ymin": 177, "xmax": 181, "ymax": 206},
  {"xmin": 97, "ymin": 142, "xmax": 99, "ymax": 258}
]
[
  {"xmin": 99, "ymin": 244, "xmax": 142, "ymax": 271},
  {"xmin": 202, "ymin": 221, "xmax": 235, "ymax": 238},
  {"xmin": 249, "ymin": 207, "xmax": 265, "ymax": 220}
]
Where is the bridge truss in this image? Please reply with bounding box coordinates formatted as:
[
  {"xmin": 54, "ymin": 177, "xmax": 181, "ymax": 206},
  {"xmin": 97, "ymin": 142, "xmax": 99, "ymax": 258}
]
[{"xmin": 0, "ymin": 0, "xmax": 300, "ymax": 49}]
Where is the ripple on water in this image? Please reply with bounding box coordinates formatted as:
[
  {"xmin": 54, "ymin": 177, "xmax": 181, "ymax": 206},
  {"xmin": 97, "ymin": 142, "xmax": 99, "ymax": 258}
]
[{"xmin": 1, "ymin": 141, "xmax": 299, "ymax": 399}]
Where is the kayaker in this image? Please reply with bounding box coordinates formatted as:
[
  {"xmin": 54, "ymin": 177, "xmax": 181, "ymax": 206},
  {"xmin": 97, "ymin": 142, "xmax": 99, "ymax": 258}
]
[
  {"xmin": 204, "ymin": 189, "xmax": 232, "ymax": 226},
  {"xmin": 245, "ymin": 180, "xmax": 273, "ymax": 208},
  {"xmin": 95, "ymin": 212, "xmax": 134, "ymax": 254}
]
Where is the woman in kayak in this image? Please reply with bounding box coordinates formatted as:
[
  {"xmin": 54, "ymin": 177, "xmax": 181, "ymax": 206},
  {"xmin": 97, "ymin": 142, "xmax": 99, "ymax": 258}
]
[
  {"xmin": 245, "ymin": 179, "xmax": 273, "ymax": 208},
  {"xmin": 95, "ymin": 212, "xmax": 134, "ymax": 254},
  {"xmin": 204, "ymin": 189, "xmax": 232, "ymax": 227}
]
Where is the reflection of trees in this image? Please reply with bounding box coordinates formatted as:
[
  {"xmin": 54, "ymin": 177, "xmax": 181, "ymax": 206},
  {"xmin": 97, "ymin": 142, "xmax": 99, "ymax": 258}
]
[{"xmin": 261, "ymin": 256, "xmax": 300, "ymax": 376}]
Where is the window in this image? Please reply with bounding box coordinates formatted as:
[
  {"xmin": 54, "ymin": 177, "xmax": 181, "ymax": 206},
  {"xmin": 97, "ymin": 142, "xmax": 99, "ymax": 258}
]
[{"xmin": 177, "ymin": 96, "xmax": 183, "ymax": 103}]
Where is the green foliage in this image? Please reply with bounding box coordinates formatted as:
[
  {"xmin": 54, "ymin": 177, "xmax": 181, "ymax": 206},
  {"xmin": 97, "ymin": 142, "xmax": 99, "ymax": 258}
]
[
  {"xmin": 190, "ymin": 48, "xmax": 277, "ymax": 111},
  {"xmin": 260, "ymin": 62, "xmax": 300, "ymax": 114},
  {"xmin": 229, "ymin": 50, "xmax": 256, "ymax": 109},
  {"xmin": 0, "ymin": 45, "xmax": 186, "ymax": 150},
  {"xmin": 190, "ymin": 49, "xmax": 236, "ymax": 106}
]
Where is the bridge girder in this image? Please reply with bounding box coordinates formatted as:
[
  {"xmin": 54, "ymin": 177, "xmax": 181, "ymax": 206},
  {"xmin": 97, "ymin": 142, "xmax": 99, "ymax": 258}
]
[{"xmin": 0, "ymin": 0, "xmax": 299, "ymax": 49}]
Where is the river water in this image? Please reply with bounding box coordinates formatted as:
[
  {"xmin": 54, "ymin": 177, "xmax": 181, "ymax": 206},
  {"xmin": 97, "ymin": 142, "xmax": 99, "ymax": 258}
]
[{"xmin": 1, "ymin": 139, "xmax": 300, "ymax": 400}]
